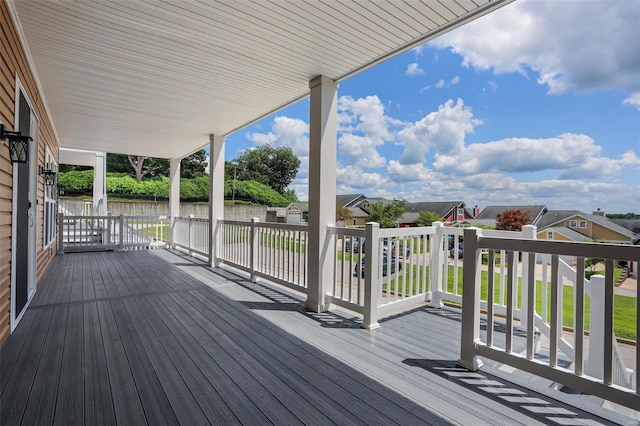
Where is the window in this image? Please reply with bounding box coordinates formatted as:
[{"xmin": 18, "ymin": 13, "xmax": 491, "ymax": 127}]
[
  {"xmin": 547, "ymin": 231, "xmax": 553, "ymax": 239},
  {"xmin": 569, "ymin": 220, "xmax": 578, "ymax": 228},
  {"xmin": 457, "ymin": 208, "xmax": 464, "ymax": 216},
  {"xmin": 43, "ymin": 149, "xmax": 57, "ymax": 248},
  {"xmin": 579, "ymin": 221, "xmax": 587, "ymax": 228},
  {"xmin": 353, "ymin": 219, "xmax": 357, "ymax": 225}
]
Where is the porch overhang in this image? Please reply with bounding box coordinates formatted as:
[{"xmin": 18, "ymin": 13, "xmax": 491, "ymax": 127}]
[{"xmin": 9, "ymin": 0, "xmax": 512, "ymax": 158}]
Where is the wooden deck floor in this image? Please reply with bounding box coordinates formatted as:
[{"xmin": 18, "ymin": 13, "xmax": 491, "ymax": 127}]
[{"xmin": 0, "ymin": 249, "xmax": 622, "ymax": 425}]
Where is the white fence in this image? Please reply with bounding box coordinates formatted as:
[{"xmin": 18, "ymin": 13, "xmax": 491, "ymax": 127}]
[
  {"xmin": 458, "ymin": 227, "xmax": 639, "ymax": 411},
  {"xmin": 217, "ymin": 219, "xmax": 309, "ymax": 293},
  {"xmin": 174, "ymin": 216, "xmax": 210, "ymax": 257},
  {"xmin": 58, "ymin": 213, "xmax": 168, "ymax": 252}
]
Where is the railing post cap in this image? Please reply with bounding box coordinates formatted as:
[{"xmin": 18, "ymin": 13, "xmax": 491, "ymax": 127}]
[
  {"xmin": 433, "ymin": 221, "xmax": 444, "ymax": 227},
  {"xmin": 365, "ymin": 221, "xmax": 380, "ymax": 228}
]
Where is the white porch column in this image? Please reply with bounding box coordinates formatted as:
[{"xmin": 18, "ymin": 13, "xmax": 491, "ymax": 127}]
[
  {"xmin": 93, "ymin": 152, "xmax": 107, "ymax": 215},
  {"xmin": 306, "ymin": 75, "xmax": 338, "ymax": 312},
  {"xmin": 208, "ymin": 134, "xmax": 225, "ymax": 267},
  {"xmin": 169, "ymin": 158, "xmax": 181, "ymax": 248}
]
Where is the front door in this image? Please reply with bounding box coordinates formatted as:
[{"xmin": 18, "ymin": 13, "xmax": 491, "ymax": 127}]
[{"xmin": 12, "ymin": 88, "xmax": 38, "ymax": 329}]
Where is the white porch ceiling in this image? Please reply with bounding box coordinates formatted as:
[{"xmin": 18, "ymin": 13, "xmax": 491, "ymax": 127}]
[{"xmin": 12, "ymin": 0, "xmax": 511, "ymax": 159}]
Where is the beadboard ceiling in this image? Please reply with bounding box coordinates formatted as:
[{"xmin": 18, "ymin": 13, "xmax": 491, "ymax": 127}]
[{"xmin": 11, "ymin": 0, "xmax": 511, "ymax": 159}]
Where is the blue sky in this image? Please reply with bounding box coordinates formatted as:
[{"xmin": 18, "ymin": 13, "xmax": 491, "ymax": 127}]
[{"xmin": 223, "ymin": 0, "xmax": 640, "ymax": 214}]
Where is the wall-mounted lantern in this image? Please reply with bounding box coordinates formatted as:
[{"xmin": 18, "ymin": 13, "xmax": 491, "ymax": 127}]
[
  {"xmin": 0, "ymin": 123, "xmax": 32, "ymax": 163},
  {"xmin": 39, "ymin": 164, "xmax": 57, "ymax": 186}
]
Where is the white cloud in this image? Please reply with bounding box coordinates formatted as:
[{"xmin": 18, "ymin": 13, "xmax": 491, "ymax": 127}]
[
  {"xmin": 434, "ymin": 133, "xmax": 599, "ymax": 174},
  {"xmin": 386, "ymin": 161, "xmax": 435, "ymax": 183},
  {"xmin": 247, "ymin": 116, "xmax": 309, "ymax": 156},
  {"xmin": 429, "ymin": 0, "xmax": 640, "ymax": 97},
  {"xmin": 488, "ymin": 81, "xmax": 498, "ymax": 92},
  {"xmin": 623, "ymin": 92, "xmax": 640, "ymax": 111},
  {"xmin": 336, "ymin": 166, "xmax": 386, "ymax": 190},
  {"xmin": 450, "ymin": 76, "xmax": 460, "ymax": 86},
  {"xmin": 559, "ymin": 151, "xmax": 640, "ymax": 179},
  {"xmin": 435, "ymin": 79, "xmax": 445, "ymax": 89},
  {"xmin": 405, "ymin": 63, "xmax": 425, "ymax": 76},
  {"xmin": 337, "ymin": 95, "xmax": 402, "ymax": 168},
  {"xmin": 397, "ymin": 98, "xmax": 481, "ymax": 164}
]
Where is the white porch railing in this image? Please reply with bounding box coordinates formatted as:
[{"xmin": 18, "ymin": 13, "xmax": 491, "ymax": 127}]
[
  {"xmin": 217, "ymin": 219, "xmax": 308, "ymax": 293},
  {"xmin": 174, "ymin": 216, "xmax": 210, "ymax": 257},
  {"xmin": 458, "ymin": 227, "xmax": 639, "ymax": 411},
  {"xmin": 58, "ymin": 213, "xmax": 168, "ymax": 253}
]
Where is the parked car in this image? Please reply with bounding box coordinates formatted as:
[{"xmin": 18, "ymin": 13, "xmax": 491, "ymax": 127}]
[
  {"xmin": 345, "ymin": 237, "xmax": 365, "ymax": 253},
  {"xmin": 449, "ymin": 243, "xmax": 463, "ymax": 259},
  {"xmin": 354, "ymin": 256, "xmax": 401, "ymax": 278}
]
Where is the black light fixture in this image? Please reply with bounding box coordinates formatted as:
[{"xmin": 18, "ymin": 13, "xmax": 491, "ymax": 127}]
[
  {"xmin": 39, "ymin": 164, "xmax": 57, "ymax": 186},
  {"xmin": 0, "ymin": 123, "xmax": 32, "ymax": 163}
]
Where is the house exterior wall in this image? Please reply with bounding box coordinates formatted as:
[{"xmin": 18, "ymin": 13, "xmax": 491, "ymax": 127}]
[
  {"xmin": 559, "ymin": 216, "xmax": 630, "ymax": 242},
  {"xmin": 1, "ymin": 0, "xmax": 59, "ymax": 346},
  {"xmin": 537, "ymin": 230, "xmax": 572, "ymax": 241}
]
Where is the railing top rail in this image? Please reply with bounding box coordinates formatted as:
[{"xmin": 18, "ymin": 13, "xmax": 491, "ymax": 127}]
[
  {"xmin": 479, "ymin": 235, "xmax": 639, "ymax": 261},
  {"xmin": 177, "ymin": 216, "xmax": 208, "ymax": 222},
  {"xmin": 61, "ymin": 215, "xmax": 113, "ymax": 220},
  {"xmin": 121, "ymin": 215, "xmax": 167, "ymax": 220},
  {"xmin": 442, "ymin": 227, "xmax": 464, "ymax": 236},
  {"xmin": 379, "ymin": 226, "xmax": 436, "ymax": 238},
  {"xmin": 255, "ymin": 222, "xmax": 308, "ymax": 232},
  {"xmin": 329, "ymin": 226, "xmax": 366, "ymax": 237}
]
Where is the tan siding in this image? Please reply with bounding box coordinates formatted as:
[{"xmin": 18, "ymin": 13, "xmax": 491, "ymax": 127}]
[
  {"xmin": 590, "ymin": 223, "xmax": 630, "ymax": 242},
  {"xmin": 0, "ymin": 0, "xmax": 59, "ymax": 347}
]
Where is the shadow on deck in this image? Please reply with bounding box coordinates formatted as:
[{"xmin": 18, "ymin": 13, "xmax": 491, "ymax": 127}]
[{"xmin": 0, "ymin": 250, "xmax": 621, "ymax": 425}]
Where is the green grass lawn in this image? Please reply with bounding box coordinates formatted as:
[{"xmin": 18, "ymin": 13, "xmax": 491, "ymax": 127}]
[{"xmin": 140, "ymin": 224, "xmax": 170, "ymax": 241}]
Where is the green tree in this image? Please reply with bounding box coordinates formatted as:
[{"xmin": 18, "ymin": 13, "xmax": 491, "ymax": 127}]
[
  {"xmin": 416, "ymin": 210, "xmax": 442, "ymax": 227},
  {"xmin": 181, "ymin": 149, "xmax": 208, "ymax": 179},
  {"xmin": 366, "ymin": 199, "xmax": 405, "ymax": 228},
  {"xmin": 230, "ymin": 144, "xmax": 300, "ymax": 195},
  {"xmin": 496, "ymin": 209, "xmax": 532, "ymax": 231}
]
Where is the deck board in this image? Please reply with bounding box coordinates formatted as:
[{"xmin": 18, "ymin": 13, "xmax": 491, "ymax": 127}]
[{"xmin": 0, "ymin": 250, "xmax": 622, "ymax": 426}]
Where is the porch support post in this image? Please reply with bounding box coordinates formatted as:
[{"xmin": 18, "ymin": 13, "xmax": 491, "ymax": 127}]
[
  {"xmin": 306, "ymin": 75, "xmax": 338, "ymax": 312},
  {"xmin": 208, "ymin": 134, "xmax": 225, "ymax": 267},
  {"xmin": 362, "ymin": 222, "xmax": 380, "ymax": 330},
  {"xmin": 92, "ymin": 152, "xmax": 107, "ymax": 215},
  {"xmin": 428, "ymin": 221, "xmax": 445, "ymax": 308},
  {"xmin": 458, "ymin": 227, "xmax": 483, "ymax": 371},
  {"xmin": 518, "ymin": 225, "xmax": 536, "ymax": 328},
  {"xmin": 169, "ymin": 158, "xmax": 181, "ymax": 248}
]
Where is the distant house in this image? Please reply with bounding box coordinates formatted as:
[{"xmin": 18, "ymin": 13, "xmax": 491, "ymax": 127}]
[
  {"xmin": 399, "ymin": 201, "xmax": 474, "ymax": 227},
  {"xmin": 465, "ymin": 205, "xmax": 548, "ymax": 228},
  {"xmin": 285, "ymin": 194, "xmax": 368, "ymax": 225},
  {"xmin": 536, "ymin": 210, "xmax": 637, "ymax": 244}
]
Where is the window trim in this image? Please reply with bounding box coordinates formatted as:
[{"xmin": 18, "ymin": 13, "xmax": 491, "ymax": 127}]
[
  {"xmin": 547, "ymin": 231, "xmax": 553, "ymax": 239},
  {"xmin": 569, "ymin": 220, "xmax": 578, "ymax": 228},
  {"xmin": 43, "ymin": 148, "xmax": 57, "ymax": 249}
]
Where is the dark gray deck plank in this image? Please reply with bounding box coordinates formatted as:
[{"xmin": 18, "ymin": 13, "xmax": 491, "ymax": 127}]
[
  {"xmin": 55, "ymin": 254, "xmax": 77, "ymax": 304},
  {"xmin": 95, "ymin": 300, "xmax": 147, "ymax": 425},
  {"xmin": 107, "ymin": 299, "xmax": 179, "ymax": 426},
  {"xmin": 53, "ymin": 303, "xmax": 84, "ymax": 425},
  {"xmin": 210, "ymin": 283, "xmax": 543, "ymax": 425},
  {"xmin": 89, "ymin": 252, "xmax": 108, "ymax": 300},
  {"xmin": 165, "ymin": 291, "xmax": 328, "ymax": 425},
  {"xmin": 0, "ymin": 307, "xmax": 54, "ymax": 426},
  {"xmin": 96, "ymin": 252, "xmax": 129, "ymax": 298},
  {"xmin": 127, "ymin": 296, "xmax": 241, "ymax": 424},
  {"xmin": 151, "ymin": 293, "xmax": 301, "ymax": 425},
  {"xmin": 0, "ymin": 308, "xmax": 37, "ymax": 393},
  {"xmin": 20, "ymin": 305, "xmax": 68, "ymax": 426},
  {"xmin": 183, "ymin": 288, "xmax": 443, "ymax": 425},
  {"xmin": 83, "ymin": 302, "xmax": 116, "ymax": 426},
  {"xmin": 80, "ymin": 253, "xmax": 96, "ymax": 301}
]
